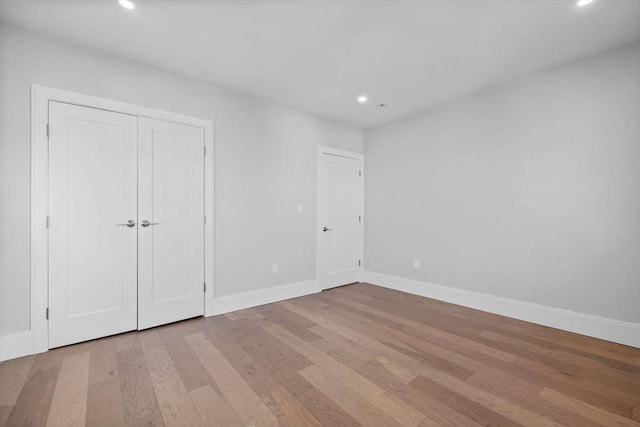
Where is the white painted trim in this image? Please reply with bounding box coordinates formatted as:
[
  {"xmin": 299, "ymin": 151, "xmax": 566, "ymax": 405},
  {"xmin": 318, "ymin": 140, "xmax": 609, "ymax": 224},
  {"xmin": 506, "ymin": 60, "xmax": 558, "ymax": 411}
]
[
  {"xmin": 204, "ymin": 116, "xmax": 215, "ymax": 317},
  {"xmin": 0, "ymin": 331, "xmax": 34, "ymax": 362},
  {"xmin": 316, "ymin": 146, "xmax": 365, "ymax": 290},
  {"xmin": 211, "ymin": 279, "xmax": 320, "ymax": 315},
  {"xmin": 30, "ymin": 84, "xmax": 215, "ymax": 359},
  {"xmin": 362, "ymin": 271, "xmax": 640, "ymax": 348}
]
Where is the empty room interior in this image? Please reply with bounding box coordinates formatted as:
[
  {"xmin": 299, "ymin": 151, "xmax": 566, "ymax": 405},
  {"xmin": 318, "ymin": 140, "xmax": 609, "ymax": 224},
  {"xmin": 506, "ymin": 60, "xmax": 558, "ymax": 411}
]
[{"xmin": 0, "ymin": 0, "xmax": 639, "ymax": 426}]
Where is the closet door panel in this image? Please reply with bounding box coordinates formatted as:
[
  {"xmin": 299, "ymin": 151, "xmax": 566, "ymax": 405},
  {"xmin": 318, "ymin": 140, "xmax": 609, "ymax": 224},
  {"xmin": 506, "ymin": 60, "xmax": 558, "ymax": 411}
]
[
  {"xmin": 48, "ymin": 101, "xmax": 138, "ymax": 348},
  {"xmin": 138, "ymin": 117, "xmax": 205, "ymax": 329}
]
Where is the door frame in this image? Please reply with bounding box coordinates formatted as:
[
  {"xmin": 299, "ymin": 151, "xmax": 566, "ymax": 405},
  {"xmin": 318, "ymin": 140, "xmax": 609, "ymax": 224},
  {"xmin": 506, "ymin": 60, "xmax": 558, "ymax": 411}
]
[
  {"xmin": 31, "ymin": 84, "xmax": 215, "ymax": 355},
  {"xmin": 316, "ymin": 146, "xmax": 364, "ymax": 290}
]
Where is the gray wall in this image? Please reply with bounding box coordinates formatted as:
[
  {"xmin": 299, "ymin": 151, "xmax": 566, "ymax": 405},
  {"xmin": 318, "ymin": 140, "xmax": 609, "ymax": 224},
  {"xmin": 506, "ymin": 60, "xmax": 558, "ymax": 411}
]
[
  {"xmin": 0, "ymin": 23, "xmax": 363, "ymax": 336},
  {"xmin": 364, "ymin": 43, "xmax": 640, "ymax": 324}
]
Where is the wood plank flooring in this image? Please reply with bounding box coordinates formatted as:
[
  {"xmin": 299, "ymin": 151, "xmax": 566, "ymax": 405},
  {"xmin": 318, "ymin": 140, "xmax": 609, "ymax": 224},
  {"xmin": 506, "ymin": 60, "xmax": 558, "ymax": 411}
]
[{"xmin": 1, "ymin": 282, "xmax": 638, "ymax": 426}]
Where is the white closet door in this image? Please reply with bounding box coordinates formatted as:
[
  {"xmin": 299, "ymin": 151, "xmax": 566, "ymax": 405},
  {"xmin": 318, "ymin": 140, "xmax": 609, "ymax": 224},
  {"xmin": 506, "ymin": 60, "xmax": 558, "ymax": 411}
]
[
  {"xmin": 138, "ymin": 117, "xmax": 205, "ymax": 329},
  {"xmin": 319, "ymin": 153, "xmax": 362, "ymax": 289},
  {"xmin": 48, "ymin": 101, "xmax": 138, "ymax": 348}
]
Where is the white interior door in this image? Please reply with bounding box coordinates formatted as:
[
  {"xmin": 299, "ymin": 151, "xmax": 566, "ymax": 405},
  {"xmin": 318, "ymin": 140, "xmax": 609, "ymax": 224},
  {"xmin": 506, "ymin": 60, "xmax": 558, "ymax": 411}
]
[
  {"xmin": 48, "ymin": 101, "xmax": 138, "ymax": 348},
  {"xmin": 318, "ymin": 151, "xmax": 363, "ymax": 289},
  {"xmin": 138, "ymin": 117, "xmax": 205, "ymax": 329}
]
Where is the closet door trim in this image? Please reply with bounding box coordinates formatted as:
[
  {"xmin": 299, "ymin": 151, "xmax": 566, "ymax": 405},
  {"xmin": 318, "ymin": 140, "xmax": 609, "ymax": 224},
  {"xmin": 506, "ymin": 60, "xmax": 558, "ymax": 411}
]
[{"xmin": 27, "ymin": 84, "xmax": 214, "ymax": 359}]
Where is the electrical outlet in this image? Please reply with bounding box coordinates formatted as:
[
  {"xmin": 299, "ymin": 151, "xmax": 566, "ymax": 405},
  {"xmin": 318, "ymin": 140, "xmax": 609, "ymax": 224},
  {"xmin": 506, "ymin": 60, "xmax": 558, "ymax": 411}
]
[
  {"xmin": 413, "ymin": 258, "xmax": 421, "ymax": 269},
  {"xmin": 272, "ymin": 263, "xmax": 279, "ymax": 274}
]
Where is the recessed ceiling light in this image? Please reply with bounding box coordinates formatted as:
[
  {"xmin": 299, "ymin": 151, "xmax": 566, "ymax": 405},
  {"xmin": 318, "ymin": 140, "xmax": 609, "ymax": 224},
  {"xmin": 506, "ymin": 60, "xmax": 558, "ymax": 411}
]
[
  {"xmin": 577, "ymin": 0, "xmax": 595, "ymax": 6},
  {"xmin": 119, "ymin": 0, "xmax": 135, "ymax": 10},
  {"xmin": 358, "ymin": 95, "xmax": 368, "ymax": 103}
]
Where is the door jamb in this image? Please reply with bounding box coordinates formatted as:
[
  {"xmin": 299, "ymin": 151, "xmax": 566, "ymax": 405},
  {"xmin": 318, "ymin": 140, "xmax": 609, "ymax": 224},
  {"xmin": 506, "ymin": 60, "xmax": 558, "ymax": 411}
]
[
  {"xmin": 316, "ymin": 146, "xmax": 364, "ymax": 291},
  {"xmin": 31, "ymin": 84, "xmax": 215, "ymax": 355}
]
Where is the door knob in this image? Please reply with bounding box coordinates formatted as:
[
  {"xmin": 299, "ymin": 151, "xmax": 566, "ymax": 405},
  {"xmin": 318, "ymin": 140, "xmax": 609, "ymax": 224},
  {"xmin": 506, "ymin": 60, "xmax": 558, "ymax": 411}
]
[
  {"xmin": 141, "ymin": 220, "xmax": 159, "ymax": 228},
  {"xmin": 323, "ymin": 227, "xmax": 333, "ymax": 232},
  {"xmin": 117, "ymin": 220, "xmax": 136, "ymax": 228}
]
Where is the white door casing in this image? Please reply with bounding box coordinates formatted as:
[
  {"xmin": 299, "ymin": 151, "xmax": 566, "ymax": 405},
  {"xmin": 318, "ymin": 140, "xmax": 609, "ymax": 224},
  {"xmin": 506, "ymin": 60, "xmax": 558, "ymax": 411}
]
[
  {"xmin": 137, "ymin": 117, "xmax": 205, "ymax": 329},
  {"xmin": 317, "ymin": 147, "xmax": 364, "ymax": 290},
  {"xmin": 27, "ymin": 86, "xmax": 214, "ymax": 360},
  {"xmin": 48, "ymin": 101, "xmax": 138, "ymax": 348}
]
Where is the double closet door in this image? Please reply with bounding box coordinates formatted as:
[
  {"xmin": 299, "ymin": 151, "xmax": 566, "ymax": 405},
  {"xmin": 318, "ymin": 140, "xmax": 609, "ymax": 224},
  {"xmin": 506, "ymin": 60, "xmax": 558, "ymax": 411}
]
[{"xmin": 48, "ymin": 101, "xmax": 205, "ymax": 349}]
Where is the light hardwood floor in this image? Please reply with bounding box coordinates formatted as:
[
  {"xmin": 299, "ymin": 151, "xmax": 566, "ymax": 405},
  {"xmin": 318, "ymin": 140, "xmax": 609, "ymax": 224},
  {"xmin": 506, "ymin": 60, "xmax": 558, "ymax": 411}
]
[{"xmin": 1, "ymin": 282, "xmax": 639, "ymax": 426}]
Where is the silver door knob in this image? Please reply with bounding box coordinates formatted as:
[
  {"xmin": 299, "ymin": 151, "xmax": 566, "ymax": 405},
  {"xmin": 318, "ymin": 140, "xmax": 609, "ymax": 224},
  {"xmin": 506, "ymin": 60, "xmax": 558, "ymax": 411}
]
[
  {"xmin": 323, "ymin": 227, "xmax": 333, "ymax": 232},
  {"xmin": 141, "ymin": 220, "xmax": 159, "ymax": 228},
  {"xmin": 117, "ymin": 220, "xmax": 136, "ymax": 228}
]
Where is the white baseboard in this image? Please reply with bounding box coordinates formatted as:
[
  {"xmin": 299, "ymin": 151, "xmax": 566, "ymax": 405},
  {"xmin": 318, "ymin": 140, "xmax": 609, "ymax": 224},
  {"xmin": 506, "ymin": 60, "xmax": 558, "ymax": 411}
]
[
  {"xmin": 0, "ymin": 279, "xmax": 319, "ymax": 362},
  {"xmin": 210, "ymin": 279, "xmax": 320, "ymax": 316},
  {"xmin": 362, "ymin": 271, "xmax": 640, "ymax": 348},
  {"xmin": 0, "ymin": 330, "xmax": 34, "ymax": 362}
]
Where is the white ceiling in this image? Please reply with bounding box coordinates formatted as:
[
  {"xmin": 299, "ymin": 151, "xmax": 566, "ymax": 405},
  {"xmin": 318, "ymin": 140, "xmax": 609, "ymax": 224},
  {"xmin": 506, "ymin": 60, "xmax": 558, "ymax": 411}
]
[{"xmin": 1, "ymin": 0, "xmax": 639, "ymax": 128}]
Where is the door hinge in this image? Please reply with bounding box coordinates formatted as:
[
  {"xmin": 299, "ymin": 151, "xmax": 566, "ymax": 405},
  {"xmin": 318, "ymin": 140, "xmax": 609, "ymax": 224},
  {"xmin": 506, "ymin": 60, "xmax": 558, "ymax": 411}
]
[
  {"xmin": 204, "ymin": 146, "xmax": 207, "ymax": 156},
  {"xmin": 203, "ymin": 214, "xmax": 207, "ymax": 225},
  {"xmin": 46, "ymin": 124, "xmax": 50, "ymax": 138},
  {"xmin": 46, "ymin": 307, "xmax": 49, "ymax": 320},
  {"xmin": 203, "ymin": 282, "xmax": 206, "ymax": 293},
  {"xmin": 46, "ymin": 216, "xmax": 50, "ymax": 229},
  {"xmin": 358, "ymin": 260, "xmax": 361, "ymax": 267},
  {"xmin": 358, "ymin": 214, "xmax": 361, "ymax": 222},
  {"xmin": 359, "ymin": 170, "xmax": 362, "ymax": 177}
]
